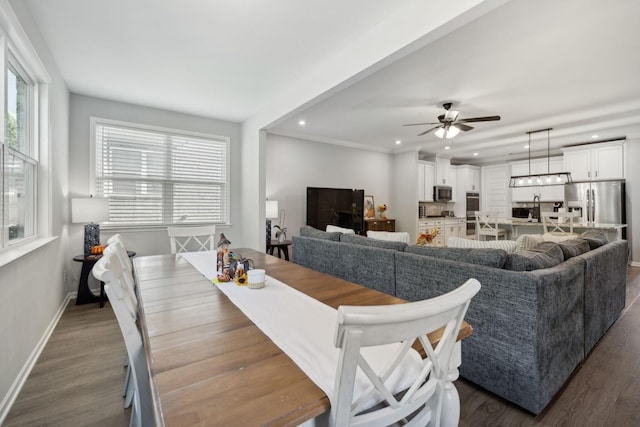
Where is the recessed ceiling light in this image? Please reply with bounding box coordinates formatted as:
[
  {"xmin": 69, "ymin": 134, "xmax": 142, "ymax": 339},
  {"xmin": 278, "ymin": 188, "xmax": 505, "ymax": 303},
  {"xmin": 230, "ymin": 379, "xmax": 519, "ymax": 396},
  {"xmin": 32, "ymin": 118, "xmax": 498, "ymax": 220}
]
[
  {"xmin": 444, "ymin": 146, "xmax": 451, "ymax": 150},
  {"xmin": 298, "ymin": 119, "xmax": 306, "ymax": 126},
  {"xmin": 395, "ymin": 140, "xmax": 401, "ymax": 145},
  {"xmin": 524, "ymin": 144, "xmax": 529, "ymax": 149},
  {"xmin": 592, "ymin": 134, "xmax": 599, "ymax": 139},
  {"xmin": 473, "ymin": 152, "xmax": 479, "ymax": 156}
]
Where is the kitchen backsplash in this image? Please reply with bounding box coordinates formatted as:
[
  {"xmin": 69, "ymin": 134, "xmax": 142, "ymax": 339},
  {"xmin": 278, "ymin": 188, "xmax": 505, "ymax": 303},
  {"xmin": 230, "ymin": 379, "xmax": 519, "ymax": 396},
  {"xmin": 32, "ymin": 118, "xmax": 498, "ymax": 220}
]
[{"xmin": 419, "ymin": 202, "xmax": 454, "ymax": 218}]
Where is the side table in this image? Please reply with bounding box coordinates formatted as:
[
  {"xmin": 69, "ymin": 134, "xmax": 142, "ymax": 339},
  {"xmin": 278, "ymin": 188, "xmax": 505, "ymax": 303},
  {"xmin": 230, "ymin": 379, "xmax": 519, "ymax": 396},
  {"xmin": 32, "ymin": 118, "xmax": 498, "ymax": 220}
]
[
  {"xmin": 266, "ymin": 239, "xmax": 292, "ymax": 261},
  {"xmin": 73, "ymin": 251, "xmax": 136, "ymax": 307}
]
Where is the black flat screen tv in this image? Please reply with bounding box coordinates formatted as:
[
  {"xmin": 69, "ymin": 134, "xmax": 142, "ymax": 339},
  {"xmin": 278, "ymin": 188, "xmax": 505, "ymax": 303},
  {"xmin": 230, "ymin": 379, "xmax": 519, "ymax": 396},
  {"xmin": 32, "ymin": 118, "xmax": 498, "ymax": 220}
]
[{"xmin": 306, "ymin": 187, "xmax": 364, "ymax": 234}]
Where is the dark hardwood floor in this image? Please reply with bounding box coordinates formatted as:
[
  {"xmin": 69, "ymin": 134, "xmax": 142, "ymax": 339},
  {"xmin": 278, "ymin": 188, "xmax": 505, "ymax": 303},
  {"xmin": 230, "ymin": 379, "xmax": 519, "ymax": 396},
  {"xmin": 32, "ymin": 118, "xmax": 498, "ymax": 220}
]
[{"xmin": 5, "ymin": 268, "xmax": 640, "ymax": 426}]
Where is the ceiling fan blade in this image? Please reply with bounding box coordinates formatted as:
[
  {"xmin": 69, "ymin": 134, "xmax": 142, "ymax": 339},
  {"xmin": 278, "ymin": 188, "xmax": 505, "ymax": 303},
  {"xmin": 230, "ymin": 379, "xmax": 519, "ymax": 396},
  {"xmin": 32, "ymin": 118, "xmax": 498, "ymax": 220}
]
[
  {"xmin": 455, "ymin": 123, "xmax": 474, "ymax": 132},
  {"xmin": 417, "ymin": 125, "xmax": 442, "ymax": 136},
  {"xmin": 403, "ymin": 122, "xmax": 440, "ymax": 127},
  {"xmin": 456, "ymin": 115, "xmax": 501, "ymax": 123}
]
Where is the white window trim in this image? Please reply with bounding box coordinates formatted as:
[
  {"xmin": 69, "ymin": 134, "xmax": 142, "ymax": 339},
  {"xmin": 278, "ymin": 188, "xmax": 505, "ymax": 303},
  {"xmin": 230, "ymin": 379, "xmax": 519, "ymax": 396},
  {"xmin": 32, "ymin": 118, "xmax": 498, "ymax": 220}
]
[
  {"xmin": 0, "ymin": 1, "xmax": 52, "ymax": 255},
  {"xmin": 89, "ymin": 117, "xmax": 231, "ymax": 228}
]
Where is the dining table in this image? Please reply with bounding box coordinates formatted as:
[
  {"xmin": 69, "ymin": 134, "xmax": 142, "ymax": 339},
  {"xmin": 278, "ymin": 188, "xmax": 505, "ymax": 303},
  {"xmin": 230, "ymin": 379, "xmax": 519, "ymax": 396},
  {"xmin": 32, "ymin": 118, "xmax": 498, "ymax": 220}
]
[{"xmin": 134, "ymin": 248, "xmax": 473, "ymax": 426}]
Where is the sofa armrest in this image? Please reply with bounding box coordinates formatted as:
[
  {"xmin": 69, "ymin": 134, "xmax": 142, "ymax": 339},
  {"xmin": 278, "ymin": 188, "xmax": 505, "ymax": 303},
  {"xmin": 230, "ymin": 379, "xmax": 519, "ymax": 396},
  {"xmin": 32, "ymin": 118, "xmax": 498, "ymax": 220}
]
[{"xmin": 395, "ymin": 251, "xmax": 584, "ymax": 414}]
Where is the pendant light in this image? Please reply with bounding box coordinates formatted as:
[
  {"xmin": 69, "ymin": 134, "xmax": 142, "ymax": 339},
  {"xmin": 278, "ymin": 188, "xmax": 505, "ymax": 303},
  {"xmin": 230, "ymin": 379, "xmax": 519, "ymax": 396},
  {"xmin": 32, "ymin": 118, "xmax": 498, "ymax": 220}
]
[{"xmin": 508, "ymin": 128, "xmax": 572, "ymax": 188}]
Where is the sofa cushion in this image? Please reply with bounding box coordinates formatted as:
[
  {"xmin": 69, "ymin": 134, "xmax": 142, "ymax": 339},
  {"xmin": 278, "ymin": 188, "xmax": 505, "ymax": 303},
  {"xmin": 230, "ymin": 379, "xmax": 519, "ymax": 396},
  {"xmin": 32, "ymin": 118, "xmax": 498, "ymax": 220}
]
[
  {"xmin": 580, "ymin": 230, "xmax": 609, "ymax": 249},
  {"xmin": 405, "ymin": 245, "xmax": 507, "ymax": 268},
  {"xmin": 557, "ymin": 238, "xmax": 591, "ymax": 260},
  {"xmin": 299, "ymin": 225, "xmax": 341, "ymax": 241},
  {"xmin": 514, "ymin": 234, "xmax": 545, "ymax": 252},
  {"xmin": 447, "ymin": 236, "xmax": 517, "ymax": 253},
  {"xmin": 504, "ymin": 241, "xmax": 564, "ymax": 271},
  {"xmin": 340, "ymin": 233, "xmax": 407, "ymax": 251},
  {"xmin": 542, "ymin": 233, "xmax": 579, "ymax": 243},
  {"xmin": 326, "ymin": 225, "xmax": 355, "ymax": 234}
]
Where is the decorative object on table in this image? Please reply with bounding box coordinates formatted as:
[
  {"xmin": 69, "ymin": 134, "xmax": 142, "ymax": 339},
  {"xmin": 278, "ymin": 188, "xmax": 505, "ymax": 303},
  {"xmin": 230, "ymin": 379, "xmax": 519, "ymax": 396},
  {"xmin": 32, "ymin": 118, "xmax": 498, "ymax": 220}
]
[
  {"xmin": 364, "ymin": 195, "xmax": 375, "ymax": 219},
  {"xmin": 90, "ymin": 245, "xmax": 106, "ymax": 255},
  {"xmin": 274, "ymin": 205, "xmax": 287, "ymax": 243},
  {"xmin": 247, "ymin": 269, "xmax": 266, "ymax": 289},
  {"xmin": 72, "ymin": 195, "xmax": 109, "ymax": 255},
  {"xmin": 377, "ymin": 204, "xmax": 388, "ymax": 220},
  {"xmin": 416, "ymin": 228, "xmax": 438, "ymax": 245},
  {"xmin": 266, "ymin": 199, "xmax": 279, "ymax": 245},
  {"xmin": 216, "ymin": 233, "xmax": 231, "ymax": 272}
]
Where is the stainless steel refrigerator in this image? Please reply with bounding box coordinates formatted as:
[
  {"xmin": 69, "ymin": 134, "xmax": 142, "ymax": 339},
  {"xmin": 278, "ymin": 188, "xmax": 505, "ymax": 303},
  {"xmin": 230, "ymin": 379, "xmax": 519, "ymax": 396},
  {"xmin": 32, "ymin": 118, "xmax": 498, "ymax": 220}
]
[{"xmin": 564, "ymin": 180, "xmax": 626, "ymax": 225}]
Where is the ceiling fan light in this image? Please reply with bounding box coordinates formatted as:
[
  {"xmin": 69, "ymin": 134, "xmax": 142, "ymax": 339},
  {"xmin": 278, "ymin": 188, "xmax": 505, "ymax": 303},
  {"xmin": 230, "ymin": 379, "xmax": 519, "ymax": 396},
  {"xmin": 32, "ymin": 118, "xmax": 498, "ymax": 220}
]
[
  {"xmin": 446, "ymin": 126, "xmax": 460, "ymax": 139},
  {"xmin": 434, "ymin": 128, "xmax": 445, "ymax": 138}
]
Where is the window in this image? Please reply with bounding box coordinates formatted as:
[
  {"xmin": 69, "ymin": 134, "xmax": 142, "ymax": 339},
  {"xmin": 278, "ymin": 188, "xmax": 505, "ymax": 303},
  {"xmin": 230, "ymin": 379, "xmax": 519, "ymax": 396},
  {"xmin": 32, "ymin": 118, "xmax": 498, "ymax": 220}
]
[
  {"xmin": 4, "ymin": 59, "xmax": 37, "ymax": 243},
  {"xmin": 93, "ymin": 119, "xmax": 229, "ymax": 226}
]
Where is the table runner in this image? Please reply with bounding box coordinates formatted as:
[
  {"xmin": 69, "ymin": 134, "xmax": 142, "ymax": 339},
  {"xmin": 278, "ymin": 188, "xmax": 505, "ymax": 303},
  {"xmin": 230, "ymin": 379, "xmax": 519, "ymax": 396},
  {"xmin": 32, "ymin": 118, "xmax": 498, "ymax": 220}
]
[{"xmin": 179, "ymin": 250, "xmax": 423, "ymax": 409}]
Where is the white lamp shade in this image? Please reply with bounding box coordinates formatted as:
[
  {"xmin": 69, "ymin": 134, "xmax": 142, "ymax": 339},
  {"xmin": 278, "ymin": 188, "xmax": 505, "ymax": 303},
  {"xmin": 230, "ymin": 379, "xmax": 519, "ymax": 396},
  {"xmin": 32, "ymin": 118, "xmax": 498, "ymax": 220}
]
[
  {"xmin": 266, "ymin": 200, "xmax": 279, "ymax": 219},
  {"xmin": 72, "ymin": 197, "xmax": 110, "ymax": 223}
]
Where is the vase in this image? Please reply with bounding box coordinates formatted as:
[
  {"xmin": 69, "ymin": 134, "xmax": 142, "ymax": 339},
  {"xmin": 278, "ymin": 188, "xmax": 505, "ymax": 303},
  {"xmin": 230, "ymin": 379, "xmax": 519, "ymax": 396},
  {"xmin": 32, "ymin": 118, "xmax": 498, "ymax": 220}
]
[{"xmin": 278, "ymin": 233, "xmax": 286, "ymax": 243}]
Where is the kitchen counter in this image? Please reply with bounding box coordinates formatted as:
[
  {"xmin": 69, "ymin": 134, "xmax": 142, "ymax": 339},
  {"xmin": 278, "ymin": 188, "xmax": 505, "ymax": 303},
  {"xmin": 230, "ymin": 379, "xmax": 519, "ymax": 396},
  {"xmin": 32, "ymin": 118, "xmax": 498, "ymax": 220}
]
[{"xmin": 497, "ymin": 217, "xmax": 626, "ymax": 241}]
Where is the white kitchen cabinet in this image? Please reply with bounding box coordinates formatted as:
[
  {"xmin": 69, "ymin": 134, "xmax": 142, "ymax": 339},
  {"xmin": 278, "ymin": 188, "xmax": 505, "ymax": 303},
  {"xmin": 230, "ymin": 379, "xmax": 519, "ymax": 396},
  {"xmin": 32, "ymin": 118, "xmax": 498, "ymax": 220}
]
[
  {"xmin": 562, "ymin": 141, "xmax": 624, "ymax": 181},
  {"xmin": 417, "ymin": 161, "xmax": 434, "ymax": 201},
  {"xmin": 456, "ymin": 165, "xmax": 481, "ymax": 193},
  {"xmin": 435, "ymin": 157, "xmax": 453, "ymax": 186},
  {"xmin": 418, "ymin": 218, "xmax": 463, "ymax": 247}
]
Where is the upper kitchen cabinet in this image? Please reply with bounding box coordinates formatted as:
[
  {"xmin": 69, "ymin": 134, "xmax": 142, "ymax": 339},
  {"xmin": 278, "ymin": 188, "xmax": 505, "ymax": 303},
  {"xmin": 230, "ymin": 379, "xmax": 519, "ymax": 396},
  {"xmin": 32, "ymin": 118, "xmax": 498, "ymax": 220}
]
[
  {"xmin": 435, "ymin": 157, "xmax": 453, "ymax": 186},
  {"xmin": 456, "ymin": 165, "xmax": 481, "ymax": 193},
  {"xmin": 417, "ymin": 161, "xmax": 434, "ymax": 202},
  {"xmin": 562, "ymin": 141, "xmax": 625, "ymax": 181}
]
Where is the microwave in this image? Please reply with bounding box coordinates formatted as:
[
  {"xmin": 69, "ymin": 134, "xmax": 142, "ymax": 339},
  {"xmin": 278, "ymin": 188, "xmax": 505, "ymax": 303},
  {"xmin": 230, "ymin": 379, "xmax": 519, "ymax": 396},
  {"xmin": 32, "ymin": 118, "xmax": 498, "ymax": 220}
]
[{"xmin": 433, "ymin": 185, "xmax": 452, "ymax": 202}]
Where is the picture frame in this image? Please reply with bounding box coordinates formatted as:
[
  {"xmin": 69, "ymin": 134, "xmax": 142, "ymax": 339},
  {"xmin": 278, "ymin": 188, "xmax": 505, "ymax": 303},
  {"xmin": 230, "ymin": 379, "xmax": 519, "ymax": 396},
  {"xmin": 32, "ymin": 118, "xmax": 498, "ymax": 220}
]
[{"xmin": 364, "ymin": 195, "xmax": 375, "ymax": 219}]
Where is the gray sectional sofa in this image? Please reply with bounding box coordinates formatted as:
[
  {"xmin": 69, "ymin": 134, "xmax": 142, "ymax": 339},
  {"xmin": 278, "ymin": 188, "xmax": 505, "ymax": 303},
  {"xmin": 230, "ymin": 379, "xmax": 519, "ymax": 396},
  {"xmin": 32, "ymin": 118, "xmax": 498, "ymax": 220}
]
[{"xmin": 292, "ymin": 225, "xmax": 628, "ymax": 414}]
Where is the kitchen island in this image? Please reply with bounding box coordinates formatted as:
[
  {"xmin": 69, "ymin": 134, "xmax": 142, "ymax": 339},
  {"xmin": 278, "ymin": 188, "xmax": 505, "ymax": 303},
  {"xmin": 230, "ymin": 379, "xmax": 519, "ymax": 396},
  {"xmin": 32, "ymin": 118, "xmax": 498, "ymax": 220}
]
[{"xmin": 497, "ymin": 218, "xmax": 627, "ymax": 241}]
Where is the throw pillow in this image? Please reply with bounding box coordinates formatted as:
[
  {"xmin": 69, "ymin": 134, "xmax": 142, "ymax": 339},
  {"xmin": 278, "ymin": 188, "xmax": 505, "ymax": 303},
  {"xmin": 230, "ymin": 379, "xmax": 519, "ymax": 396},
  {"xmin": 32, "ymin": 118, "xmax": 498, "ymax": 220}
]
[
  {"xmin": 580, "ymin": 230, "xmax": 609, "ymax": 249},
  {"xmin": 326, "ymin": 225, "xmax": 355, "ymax": 234},
  {"xmin": 514, "ymin": 234, "xmax": 544, "ymax": 252},
  {"xmin": 557, "ymin": 238, "xmax": 591, "ymax": 260},
  {"xmin": 447, "ymin": 236, "xmax": 518, "ymax": 253},
  {"xmin": 542, "ymin": 233, "xmax": 579, "ymax": 243},
  {"xmin": 299, "ymin": 225, "xmax": 342, "ymax": 241},
  {"xmin": 341, "ymin": 233, "xmax": 407, "ymax": 251},
  {"xmin": 504, "ymin": 241, "xmax": 564, "ymax": 271}
]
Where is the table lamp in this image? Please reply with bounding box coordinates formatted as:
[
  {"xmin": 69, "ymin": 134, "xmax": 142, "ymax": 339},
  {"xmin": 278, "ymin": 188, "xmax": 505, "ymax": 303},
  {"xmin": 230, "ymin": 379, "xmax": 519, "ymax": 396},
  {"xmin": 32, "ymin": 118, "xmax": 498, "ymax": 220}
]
[
  {"xmin": 72, "ymin": 196, "xmax": 109, "ymax": 255},
  {"xmin": 266, "ymin": 200, "xmax": 279, "ymax": 244}
]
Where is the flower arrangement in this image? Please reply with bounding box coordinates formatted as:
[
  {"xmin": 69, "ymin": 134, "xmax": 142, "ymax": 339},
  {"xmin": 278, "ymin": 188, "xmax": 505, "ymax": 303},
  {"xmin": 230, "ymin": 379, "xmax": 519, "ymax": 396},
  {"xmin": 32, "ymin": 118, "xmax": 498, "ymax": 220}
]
[
  {"xmin": 377, "ymin": 204, "xmax": 388, "ymax": 220},
  {"xmin": 274, "ymin": 225, "xmax": 287, "ymax": 241},
  {"xmin": 416, "ymin": 228, "xmax": 439, "ymax": 245}
]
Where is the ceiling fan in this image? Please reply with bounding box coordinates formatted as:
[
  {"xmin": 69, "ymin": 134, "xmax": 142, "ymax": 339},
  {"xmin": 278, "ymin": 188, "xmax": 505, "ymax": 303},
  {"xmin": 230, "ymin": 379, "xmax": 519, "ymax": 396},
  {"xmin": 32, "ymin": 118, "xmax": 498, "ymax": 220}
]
[{"xmin": 403, "ymin": 102, "xmax": 501, "ymax": 139}]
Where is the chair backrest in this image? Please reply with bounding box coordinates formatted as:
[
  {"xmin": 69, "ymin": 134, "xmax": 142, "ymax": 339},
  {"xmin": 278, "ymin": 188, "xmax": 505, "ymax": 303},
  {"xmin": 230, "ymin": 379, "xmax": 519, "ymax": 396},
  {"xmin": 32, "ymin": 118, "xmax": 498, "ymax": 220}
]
[
  {"xmin": 167, "ymin": 225, "xmax": 216, "ymax": 253},
  {"xmin": 542, "ymin": 211, "xmax": 580, "ymax": 235},
  {"xmin": 103, "ymin": 243, "xmax": 138, "ymax": 314},
  {"xmin": 92, "ymin": 252, "xmax": 153, "ymax": 426},
  {"xmin": 331, "ymin": 278, "xmax": 481, "ymax": 427},
  {"xmin": 475, "ymin": 211, "xmax": 502, "ymax": 238}
]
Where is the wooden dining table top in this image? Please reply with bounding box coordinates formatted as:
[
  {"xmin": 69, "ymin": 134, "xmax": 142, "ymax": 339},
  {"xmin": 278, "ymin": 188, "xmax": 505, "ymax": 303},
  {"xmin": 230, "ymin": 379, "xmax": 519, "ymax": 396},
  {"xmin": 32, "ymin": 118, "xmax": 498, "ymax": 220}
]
[{"xmin": 134, "ymin": 248, "xmax": 472, "ymax": 426}]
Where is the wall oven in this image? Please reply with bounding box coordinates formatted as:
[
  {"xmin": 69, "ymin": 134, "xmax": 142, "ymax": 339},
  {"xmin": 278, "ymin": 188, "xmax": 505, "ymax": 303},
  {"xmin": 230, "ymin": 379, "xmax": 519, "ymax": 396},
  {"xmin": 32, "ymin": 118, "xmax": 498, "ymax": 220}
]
[{"xmin": 466, "ymin": 192, "xmax": 479, "ymax": 235}]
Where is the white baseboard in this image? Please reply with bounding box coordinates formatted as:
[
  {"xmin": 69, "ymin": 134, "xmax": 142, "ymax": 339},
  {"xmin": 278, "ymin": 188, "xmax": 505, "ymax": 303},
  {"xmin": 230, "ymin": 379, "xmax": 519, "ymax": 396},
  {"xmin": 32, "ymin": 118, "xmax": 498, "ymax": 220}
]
[
  {"xmin": 630, "ymin": 261, "xmax": 640, "ymax": 268},
  {"xmin": 0, "ymin": 293, "xmax": 73, "ymax": 424}
]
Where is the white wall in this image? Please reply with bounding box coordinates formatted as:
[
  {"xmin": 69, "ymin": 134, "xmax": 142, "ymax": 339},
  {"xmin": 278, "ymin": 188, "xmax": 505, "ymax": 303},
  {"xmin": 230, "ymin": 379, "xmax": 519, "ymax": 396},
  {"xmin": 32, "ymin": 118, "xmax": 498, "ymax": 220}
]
[
  {"xmin": 266, "ymin": 134, "xmax": 393, "ymax": 240},
  {"xmin": 626, "ymin": 138, "xmax": 638, "ymax": 265},
  {"xmin": 67, "ymin": 95, "xmax": 242, "ymax": 277},
  {"xmin": 393, "ymin": 151, "xmax": 420, "ymax": 241},
  {"xmin": 1, "ymin": 0, "xmax": 70, "ymax": 419}
]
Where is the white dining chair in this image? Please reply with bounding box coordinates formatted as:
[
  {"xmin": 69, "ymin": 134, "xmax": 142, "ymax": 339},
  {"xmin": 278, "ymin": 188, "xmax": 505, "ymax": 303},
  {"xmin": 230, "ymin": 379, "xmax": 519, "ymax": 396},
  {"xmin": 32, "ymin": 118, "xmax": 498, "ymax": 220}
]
[
  {"xmin": 542, "ymin": 211, "xmax": 580, "ymax": 236},
  {"xmin": 167, "ymin": 225, "xmax": 216, "ymax": 253},
  {"xmin": 330, "ymin": 278, "xmax": 481, "ymax": 427},
  {"xmin": 92, "ymin": 251, "xmax": 154, "ymax": 427},
  {"xmin": 475, "ymin": 211, "xmax": 508, "ymax": 241}
]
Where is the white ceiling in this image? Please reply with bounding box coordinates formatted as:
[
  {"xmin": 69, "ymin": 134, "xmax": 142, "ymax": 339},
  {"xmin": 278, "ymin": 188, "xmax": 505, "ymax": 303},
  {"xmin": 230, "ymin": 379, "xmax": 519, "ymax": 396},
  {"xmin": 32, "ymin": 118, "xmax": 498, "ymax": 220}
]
[{"xmin": 25, "ymin": 0, "xmax": 640, "ymax": 165}]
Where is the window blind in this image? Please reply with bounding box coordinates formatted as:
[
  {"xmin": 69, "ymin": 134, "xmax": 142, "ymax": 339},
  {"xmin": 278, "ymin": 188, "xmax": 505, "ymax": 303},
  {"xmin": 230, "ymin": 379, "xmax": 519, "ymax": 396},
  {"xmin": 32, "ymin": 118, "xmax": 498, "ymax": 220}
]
[{"xmin": 95, "ymin": 123, "xmax": 228, "ymax": 225}]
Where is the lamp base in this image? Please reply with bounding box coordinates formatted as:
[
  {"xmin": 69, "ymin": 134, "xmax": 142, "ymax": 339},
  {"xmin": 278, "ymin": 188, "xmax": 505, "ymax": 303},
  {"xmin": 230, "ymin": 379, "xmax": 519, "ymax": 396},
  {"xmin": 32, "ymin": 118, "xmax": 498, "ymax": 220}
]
[
  {"xmin": 84, "ymin": 223, "xmax": 100, "ymax": 255},
  {"xmin": 266, "ymin": 218, "xmax": 272, "ymax": 245}
]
